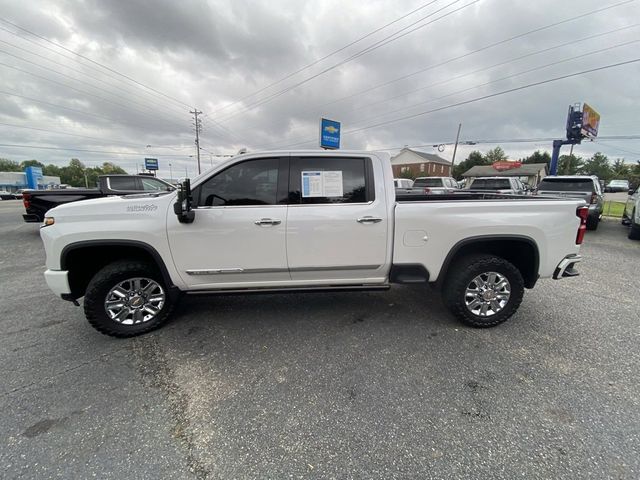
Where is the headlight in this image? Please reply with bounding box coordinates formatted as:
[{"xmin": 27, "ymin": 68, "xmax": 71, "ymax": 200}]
[{"xmin": 42, "ymin": 217, "xmax": 55, "ymax": 227}]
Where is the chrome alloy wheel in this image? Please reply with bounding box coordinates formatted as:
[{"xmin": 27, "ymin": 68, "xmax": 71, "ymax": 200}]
[
  {"xmin": 464, "ymin": 271, "xmax": 511, "ymax": 317},
  {"xmin": 104, "ymin": 277, "xmax": 165, "ymax": 325}
]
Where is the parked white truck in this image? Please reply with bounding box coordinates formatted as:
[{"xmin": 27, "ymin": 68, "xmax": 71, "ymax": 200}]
[{"xmin": 40, "ymin": 150, "xmax": 588, "ymax": 337}]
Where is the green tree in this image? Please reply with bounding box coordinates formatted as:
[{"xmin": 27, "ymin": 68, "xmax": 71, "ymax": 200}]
[
  {"xmin": 484, "ymin": 146, "xmax": 508, "ymax": 163},
  {"xmin": 100, "ymin": 162, "xmax": 127, "ymax": 174},
  {"xmin": 43, "ymin": 164, "xmax": 62, "ymax": 177},
  {"xmin": 611, "ymin": 158, "xmax": 630, "ymax": 177},
  {"xmin": 521, "ymin": 150, "xmax": 551, "ymax": 168},
  {"xmin": 453, "ymin": 150, "xmax": 487, "ymax": 179},
  {"xmin": 0, "ymin": 158, "xmax": 21, "ymax": 172},
  {"xmin": 580, "ymin": 152, "xmax": 613, "ymax": 181},
  {"xmin": 20, "ymin": 159, "xmax": 45, "ymax": 170},
  {"xmin": 558, "ymin": 154, "xmax": 583, "ymax": 175},
  {"xmin": 60, "ymin": 158, "xmax": 88, "ymax": 187}
]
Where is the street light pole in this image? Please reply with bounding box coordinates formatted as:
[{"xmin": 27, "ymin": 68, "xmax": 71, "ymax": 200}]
[
  {"xmin": 451, "ymin": 123, "xmax": 462, "ymax": 173},
  {"xmin": 190, "ymin": 109, "xmax": 203, "ymax": 175},
  {"xmin": 169, "ymin": 163, "xmax": 173, "ymax": 181}
]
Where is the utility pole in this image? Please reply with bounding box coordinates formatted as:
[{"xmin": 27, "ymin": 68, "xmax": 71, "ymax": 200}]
[
  {"xmin": 169, "ymin": 163, "xmax": 173, "ymax": 181},
  {"xmin": 190, "ymin": 109, "xmax": 203, "ymax": 175},
  {"xmin": 450, "ymin": 123, "xmax": 462, "ymax": 174}
]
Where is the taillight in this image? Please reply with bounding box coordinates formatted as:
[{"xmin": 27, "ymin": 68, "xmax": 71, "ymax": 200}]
[
  {"xmin": 576, "ymin": 206, "xmax": 589, "ymax": 244},
  {"xmin": 590, "ymin": 192, "xmax": 597, "ymax": 204},
  {"xmin": 22, "ymin": 192, "xmax": 31, "ymax": 209}
]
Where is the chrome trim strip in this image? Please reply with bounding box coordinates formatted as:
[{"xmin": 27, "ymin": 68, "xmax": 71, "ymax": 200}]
[
  {"xmin": 185, "ymin": 265, "xmax": 381, "ymax": 275},
  {"xmin": 290, "ymin": 265, "xmax": 381, "ymax": 272},
  {"xmin": 186, "ymin": 284, "xmax": 390, "ymax": 295}
]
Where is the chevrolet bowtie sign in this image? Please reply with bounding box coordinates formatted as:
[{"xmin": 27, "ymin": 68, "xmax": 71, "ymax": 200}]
[{"xmin": 320, "ymin": 118, "xmax": 341, "ymax": 149}]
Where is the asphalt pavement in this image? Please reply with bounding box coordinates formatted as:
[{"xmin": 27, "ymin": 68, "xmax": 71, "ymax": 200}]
[{"xmin": 0, "ymin": 199, "xmax": 638, "ymax": 479}]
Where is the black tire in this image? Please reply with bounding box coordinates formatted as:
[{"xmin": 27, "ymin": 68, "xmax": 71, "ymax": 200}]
[
  {"xmin": 84, "ymin": 260, "xmax": 175, "ymax": 337},
  {"xmin": 443, "ymin": 254, "xmax": 524, "ymax": 328},
  {"xmin": 629, "ymin": 212, "xmax": 640, "ymax": 240},
  {"xmin": 586, "ymin": 214, "xmax": 599, "ymax": 231}
]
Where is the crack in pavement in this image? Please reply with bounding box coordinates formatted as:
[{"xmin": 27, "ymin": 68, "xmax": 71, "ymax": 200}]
[{"xmin": 132, "ymin": 336, "xmax": 211, "ymax": 480}]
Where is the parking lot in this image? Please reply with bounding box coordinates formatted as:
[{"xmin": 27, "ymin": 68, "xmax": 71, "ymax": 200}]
[{"xmin": 0, "ymin": 199, "xmax": 638, "ymax": 479}]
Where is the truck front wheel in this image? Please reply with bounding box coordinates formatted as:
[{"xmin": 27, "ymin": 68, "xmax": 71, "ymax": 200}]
[
  {"xmin": 84, "ymin": 260, "xmax": 175, "ymax": 337},
  {"xmin": 443, "ymin": 254, "xmax": 524, "ymax": 328}
]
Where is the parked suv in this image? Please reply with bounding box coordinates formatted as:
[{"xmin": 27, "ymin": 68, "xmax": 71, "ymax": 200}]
[
  {"xmin": 466, "ymin": 177, "xmax": 526, "ymax": 194},
  {"xmin": 623, "ymin": 186, "xmax": 640, "ymax": 240},
  {"xmin": 412, "ymin": 176, "xmax": 460, "ymax": 194},
  {"xmin": 536, "ymin": 176, "xmax": 603, "ymax": 230}
]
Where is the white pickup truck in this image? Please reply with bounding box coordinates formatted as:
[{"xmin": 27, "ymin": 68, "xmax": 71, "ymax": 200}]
[{"xmin": 40, "ymin": 150, "xmax": 587, "ymax": 337}]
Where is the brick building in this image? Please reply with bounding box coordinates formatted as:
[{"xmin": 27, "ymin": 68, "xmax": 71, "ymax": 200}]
[{"xmin": 390, "ymin": 148, "xmax": 452, "ymax": 178}]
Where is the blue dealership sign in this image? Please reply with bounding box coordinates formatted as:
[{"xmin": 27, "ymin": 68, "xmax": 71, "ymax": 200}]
[
  {"xmin": 25, "ymin": 166, "xmax": 43, "ymax": 189},
  {"xmin": 144, "ymin": 158, "xmax": 159, "ymax": 170},
  {"xmin": 320, "ymin": 118, "xmax": 341, "ymax": 149}
]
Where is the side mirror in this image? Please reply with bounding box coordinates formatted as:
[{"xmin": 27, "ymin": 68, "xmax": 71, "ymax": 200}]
[{"xmin": 173, "ymin": 179, "xmax": 195, "ymax": 224}]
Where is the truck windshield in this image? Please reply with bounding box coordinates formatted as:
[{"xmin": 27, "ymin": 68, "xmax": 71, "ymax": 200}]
[
  {"xmin": 538, "ymin": 178, "xmax": 593, "ymax": 192},
  {"xmin": 413, "ymin": 178, "xmax": 443, "ymax": 187},
  {"xmin": 469, "ymin": 179, "xmax": 510, "ymax": 190}
]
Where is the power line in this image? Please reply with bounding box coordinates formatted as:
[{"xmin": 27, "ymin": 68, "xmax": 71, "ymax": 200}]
[
  {"xmin": 593, "ymin": 140, "xmax": 640, "ymax": 156},
  {"xmin": 293, "ymin": 0, "xmax": 635, "ymax": 118},
  {"xmin": 0, "ymin": 121, "xmax": 194, "ymax": 150},
  {"xmin": 0, "ymin": 90, "xmax": 117, "ymax": 122},
  {"xmin": 214, "ymin": 0, "xmax": 479, "ymax": 123},
  {"xmin": 0, "ymin": 60, "xmax": 189, "ymax": 130},
  {"xmin": 0, "ymin": 143, "xmax": 194, "ymax": 157},
  {"xmin": 346, "ymin": 38, "xmax": 640, "ymax": 131},
  {"xmin": 0, "ymin": 29, "xmax": 191, "ymax": 118},
  {"xmin": 0, "ymin": 17, "xmax": 194, "ymax": 110},
  {"xmin": 271, "ymin": 57, "xmax": 640, "ymax": 149},
  {"xmin": 254, "ymin": 38, "xmax": 639, "ymax": 150},
  {"xmin": 0, "ymin": 36, "xmax": 191, "ymax": 119},
  {"xmin": 345, "ymin": 23, "xmax": 640, "ymax": 118},
  {"xmin": 371, "ymin": 135, "xmax": 640, "ymax": 152},
  {"xmin": 208, "ymin": 0, "xmax": 441, "ymax": 117}
]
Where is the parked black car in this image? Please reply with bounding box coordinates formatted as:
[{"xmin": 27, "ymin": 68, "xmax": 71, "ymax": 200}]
[{"xmin": 22, "ymin": 175, "xmax": 175, "ymax": 222}]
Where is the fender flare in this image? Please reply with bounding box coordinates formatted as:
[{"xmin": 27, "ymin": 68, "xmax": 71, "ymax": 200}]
[{"xmin": 437, "ymin": 234, "xmax": 540, "ymax": 288}]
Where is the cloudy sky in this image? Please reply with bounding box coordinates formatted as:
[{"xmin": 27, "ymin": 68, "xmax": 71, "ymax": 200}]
[{"xmin": 0, "ymin": 0, "xmax": 639, "ymax": 177}]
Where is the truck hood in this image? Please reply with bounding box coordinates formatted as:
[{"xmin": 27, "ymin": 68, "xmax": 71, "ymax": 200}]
[{"xmin": 46, "ymin": 191, "xmax": 177, "ymax": 219}]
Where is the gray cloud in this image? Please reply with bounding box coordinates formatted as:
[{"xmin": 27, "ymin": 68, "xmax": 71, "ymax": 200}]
[{"xmin": 0, "ymin": 0, "xmax": 639, "ymax": 177}]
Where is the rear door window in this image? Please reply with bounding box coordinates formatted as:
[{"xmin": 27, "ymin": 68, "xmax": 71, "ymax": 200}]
[
  {"xmin": 290, "ymin": 157, "xmax": 372, "ymax": 204},
  {"xmin": 413, "ymin": 178, "xmax": 443, "ymax": 188},
  {"xmin": 470, "ymin": 179, "xmax": 511, "ymax": 190},
  {"xmin": 108, "ymin": 177, "xmax": 138, "ymax": 191},
  {"xmin": 538, "ymin": 178, "xmax": 594, "ymax": 192}
]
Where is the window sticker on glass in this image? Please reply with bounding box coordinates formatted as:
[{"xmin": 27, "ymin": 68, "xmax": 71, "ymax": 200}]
[
  {"xmin": 301, "ymin": 171, "xmax": 344, "ymax": 197},
  {"xmin": 322, "ymin": 171, "xmax": 343, "ymax": 197},
  {"xmin": 302, "ymin": 171, "xmax": 323, "ymax": 197}
]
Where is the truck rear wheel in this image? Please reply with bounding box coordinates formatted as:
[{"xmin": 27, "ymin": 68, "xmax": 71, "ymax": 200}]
[
  {"xmin": 84, "ymin": 260, "xmax": 175, "ymax": 337},
  {"xmin": 443, "ymin": 254, "xmax": 524, "ymax": 328}
]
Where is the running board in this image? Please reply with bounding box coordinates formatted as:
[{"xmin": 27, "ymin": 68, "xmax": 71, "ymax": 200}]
[{"xmin": 185, "ymin": 284, "xmax": 391, "ymax": 296}]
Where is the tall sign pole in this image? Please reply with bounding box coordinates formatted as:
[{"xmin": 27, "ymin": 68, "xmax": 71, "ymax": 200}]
[
  {"xmin": 550, "ymin": 103, "xmax": 600, "ymax": 175},
  {"xmin": 190, "ymin": 109, "xmax": 203, "ymax": 174},
  {"xmin": 451, "ymin": 122, "xmax": 462, "ymax": 170}
]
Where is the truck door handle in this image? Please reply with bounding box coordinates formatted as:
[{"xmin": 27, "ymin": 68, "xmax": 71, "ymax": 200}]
[
  {"xmin": 254, "ymin": 218, "xmax": 281, "ymax": 226},
  {"xmin": 357, "ymin": 216, "xmax": 382, "ymax": 224}
]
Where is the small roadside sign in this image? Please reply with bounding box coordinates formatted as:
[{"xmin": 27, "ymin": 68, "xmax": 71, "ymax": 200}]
[
  {"xmin": 320, "ymin": 118, "xmax": 341, "ymax": 149},
  {"xmin": 144, "ymin": 158, "xmax": 159, "ymax": 170}
]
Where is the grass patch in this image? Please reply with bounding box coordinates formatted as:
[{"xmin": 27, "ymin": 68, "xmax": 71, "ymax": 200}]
[{"xmin": 602, "ymin": 201, "xmax": 625, "ymax": 218}]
